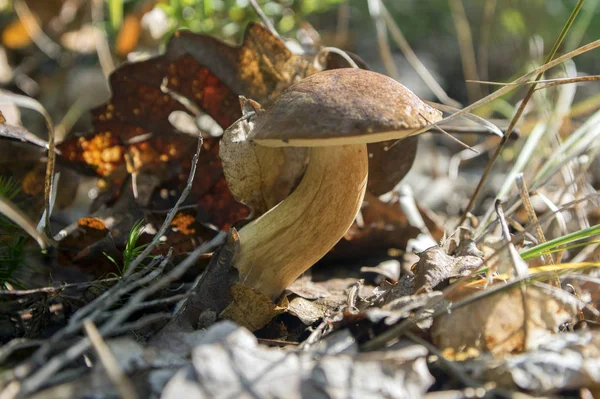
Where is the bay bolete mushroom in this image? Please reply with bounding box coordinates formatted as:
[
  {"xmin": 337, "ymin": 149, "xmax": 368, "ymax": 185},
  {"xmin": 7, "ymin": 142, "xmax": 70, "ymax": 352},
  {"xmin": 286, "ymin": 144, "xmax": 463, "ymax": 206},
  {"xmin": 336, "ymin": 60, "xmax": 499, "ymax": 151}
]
[{"xmin": 223, "ymin": 68, "xmax": 442, "ymax": 301}]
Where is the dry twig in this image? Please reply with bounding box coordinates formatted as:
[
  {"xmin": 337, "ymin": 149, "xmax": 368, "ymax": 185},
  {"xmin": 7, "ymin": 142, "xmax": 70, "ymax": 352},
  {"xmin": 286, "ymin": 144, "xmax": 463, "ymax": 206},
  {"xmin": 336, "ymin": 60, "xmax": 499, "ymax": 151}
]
[
  {"xmin": 83, "ymin": 320, "xmax": 138, "ymax": 399},
  {"xmin": 449, "ymin": 0, "xmax": 482, "ymax": 102}
]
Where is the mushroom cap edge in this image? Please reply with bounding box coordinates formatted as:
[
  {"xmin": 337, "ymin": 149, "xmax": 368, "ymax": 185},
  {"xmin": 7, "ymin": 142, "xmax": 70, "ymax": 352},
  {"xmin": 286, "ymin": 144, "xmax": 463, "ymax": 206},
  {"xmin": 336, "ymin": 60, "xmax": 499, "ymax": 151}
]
[{"xmin": 249, "ymin": 68, "xmax": 443, "ymax": 147}]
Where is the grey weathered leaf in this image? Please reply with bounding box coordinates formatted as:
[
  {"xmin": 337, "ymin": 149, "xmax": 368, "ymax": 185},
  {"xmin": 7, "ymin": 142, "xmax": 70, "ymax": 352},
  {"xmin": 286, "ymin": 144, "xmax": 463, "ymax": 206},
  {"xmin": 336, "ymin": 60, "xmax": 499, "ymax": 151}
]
[
  {"xmin": 287, "ymin": 297, "xmax": 326, "ymax": 325},
  {"xmin": 479, "ymin": 331, "xmax": 600, "ymax": 392},
  {"xmin": 162, "ymin": 321, "xmax": 434, "ymax": 399}
]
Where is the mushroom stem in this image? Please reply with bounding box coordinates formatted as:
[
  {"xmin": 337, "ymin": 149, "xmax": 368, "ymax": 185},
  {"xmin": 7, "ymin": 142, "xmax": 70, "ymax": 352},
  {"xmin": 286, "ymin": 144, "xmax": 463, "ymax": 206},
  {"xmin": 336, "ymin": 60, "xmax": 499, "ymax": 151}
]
[{"xmin": 235, "ymin": 143, "xmax": 368, "ymax": 299}]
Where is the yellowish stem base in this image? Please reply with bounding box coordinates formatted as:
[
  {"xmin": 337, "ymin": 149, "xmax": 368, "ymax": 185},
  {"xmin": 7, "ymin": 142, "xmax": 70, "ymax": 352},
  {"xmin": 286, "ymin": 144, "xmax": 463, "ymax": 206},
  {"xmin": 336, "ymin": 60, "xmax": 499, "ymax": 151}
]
[{"xmin": 235, "ymin": 144, "xmax": 368, "ymax": 299}]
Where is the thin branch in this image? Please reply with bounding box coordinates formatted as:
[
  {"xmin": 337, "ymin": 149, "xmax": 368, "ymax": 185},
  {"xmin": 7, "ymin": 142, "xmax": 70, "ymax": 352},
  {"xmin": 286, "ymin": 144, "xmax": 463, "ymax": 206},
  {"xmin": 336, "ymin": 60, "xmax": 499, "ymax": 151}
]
[
  {"xmin": 83, "ymin": 320, "xmax": 138, "ymax": 399},
  {"xmin": 367, "ymin": 0, "xmax": 399, "ymax": 81},
  {"xmin": 380, "ymin": 2, "xmax": 460, "ymax": 108},
  {"xmin": 248, "ymin": 0, "xmax": 283, "ymax": 43},
  {"xmin": 424, "ymin": 40, "xmax": 600, "ymax": 136},
  {"xmin": 123, "ymin": 131, "xmax": 203, "ymax": 278},
  {"xmin": 449, "ymin": 0, "xmax": 482, "ymax": 102},
  {"xmin": 16, "ymin": 231, "xmax": 225, "ymax": 396},
  {"xmin": 467, "ymin": 74, "xmax": 600, "ymax": 89},
  {"xmin": 13, "ymin": 0, "xmax": 62, "ymax": 59},
  {"xmin": 29, "ymin": 256, "xmax": 165, "ymax": 366},
  {"xmin": 477, "ymin": 0, "xmax": 496, "ymax": 94},
  {"xmin": 420, "ymin": 112, "xmax": 479, "ymax": 153},
  {"xmin": 0, "ymin": 278, "xmax": 118, "ymax": 296}
]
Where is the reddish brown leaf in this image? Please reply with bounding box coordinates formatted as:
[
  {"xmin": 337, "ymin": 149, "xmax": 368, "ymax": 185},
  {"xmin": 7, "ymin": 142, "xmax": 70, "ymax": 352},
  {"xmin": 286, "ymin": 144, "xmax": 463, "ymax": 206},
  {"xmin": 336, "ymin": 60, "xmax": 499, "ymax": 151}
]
[
  {"xmin": 140, "ymin": 210, "xmax": 218, "ymax": 257},
  {"xmin": 163, "ymin": 24, "xmax": 317, "ymax": 105},
  {"xmin": 366, "ymin": 137, "xmax": 419, "ymax": 196},
  {"xmin": 56, "ymin": 217, "xmax": 121, "ymax": 278},
  {"xmin": 58, "ymin": 22, "xmax": 423, "ymax": 247},
  {"xmin": 57, "ymin": 23, "xmax": 322, "ymax": 230}
]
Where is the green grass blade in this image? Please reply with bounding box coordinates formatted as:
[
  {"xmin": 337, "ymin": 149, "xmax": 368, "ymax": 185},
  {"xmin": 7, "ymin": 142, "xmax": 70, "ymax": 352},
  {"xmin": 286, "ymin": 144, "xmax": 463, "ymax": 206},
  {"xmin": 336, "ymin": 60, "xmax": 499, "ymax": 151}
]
[{"xmin": 521, "ymin": 223, "xmax": 600, "ymax": 260}]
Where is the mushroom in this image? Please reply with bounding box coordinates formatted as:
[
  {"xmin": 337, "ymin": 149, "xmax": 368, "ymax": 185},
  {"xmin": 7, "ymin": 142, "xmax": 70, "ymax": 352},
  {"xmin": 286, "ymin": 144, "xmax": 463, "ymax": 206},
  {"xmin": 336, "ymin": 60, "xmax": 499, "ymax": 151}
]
[{"xmin": 221, "ymin": 68, "xmax": 442, "ymax": 302}]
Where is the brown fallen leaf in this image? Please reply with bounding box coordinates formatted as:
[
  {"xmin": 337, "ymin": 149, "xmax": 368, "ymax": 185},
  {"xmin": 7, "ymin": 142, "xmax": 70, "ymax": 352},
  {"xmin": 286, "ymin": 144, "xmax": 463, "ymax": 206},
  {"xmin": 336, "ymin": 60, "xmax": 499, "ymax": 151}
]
[
  {"xmin": 59, "ymin": 23, "xmax": 319, "ymax": 230},
  {"xmin": 412, "ymin": 245, "xmax": 483, "ymax": 293},
  {"xmin": 59, "ymin": 22, "xmax": 423, "ymax": 235},
  {"xmin": 431, "ymin": 286, "xmax": 576, "ymax": 356},
  {"xmin": 366, "ymin": 136, "xmax": 419, "ymax": 196},
  {"xmin": 57, "ymin": 217, "xmax": 121, "ymax": 279},
  {"xmin": 140, "ymin": 210, "xmax": 218, "ymax": 257}
]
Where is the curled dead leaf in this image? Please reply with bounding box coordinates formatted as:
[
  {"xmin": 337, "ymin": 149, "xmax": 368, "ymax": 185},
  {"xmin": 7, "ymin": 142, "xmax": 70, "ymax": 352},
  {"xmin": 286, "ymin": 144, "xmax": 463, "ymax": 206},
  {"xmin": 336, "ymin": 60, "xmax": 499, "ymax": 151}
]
[
  {"xmin": 412, "ymin": 245, "xmax": 483, "ymax": 293},
  {"xmin": 287, "ymin": 297, "xmax": 326, "ymax": 325},
  {"xmin": 432, "ymin": 286, "xmax": 577, "ymax": 356}
]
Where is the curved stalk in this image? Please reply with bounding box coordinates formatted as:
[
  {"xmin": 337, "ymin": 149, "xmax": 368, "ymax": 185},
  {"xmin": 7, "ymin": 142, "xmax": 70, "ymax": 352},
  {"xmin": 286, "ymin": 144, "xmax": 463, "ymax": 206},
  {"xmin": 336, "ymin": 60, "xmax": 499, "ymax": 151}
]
[{"xmin": 235, "ymin": 144, "xmax": 368, "ymax": 299}]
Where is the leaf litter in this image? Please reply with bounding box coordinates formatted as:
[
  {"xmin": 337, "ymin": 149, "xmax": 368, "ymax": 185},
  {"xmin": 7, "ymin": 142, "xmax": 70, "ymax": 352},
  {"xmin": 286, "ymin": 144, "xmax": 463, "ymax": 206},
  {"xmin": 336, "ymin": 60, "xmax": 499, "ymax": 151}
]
[{"xmin": 0, "ymin": 2, "xmax": 599, "ymax": 398}]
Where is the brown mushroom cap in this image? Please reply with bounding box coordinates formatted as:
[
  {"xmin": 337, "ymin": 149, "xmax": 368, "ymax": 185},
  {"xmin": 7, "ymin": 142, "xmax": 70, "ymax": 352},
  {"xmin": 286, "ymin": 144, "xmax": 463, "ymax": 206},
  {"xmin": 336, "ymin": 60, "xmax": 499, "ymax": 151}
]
[{"xmin": 250, "ymin": 68, "xmax": 443, "ymax": 147}]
